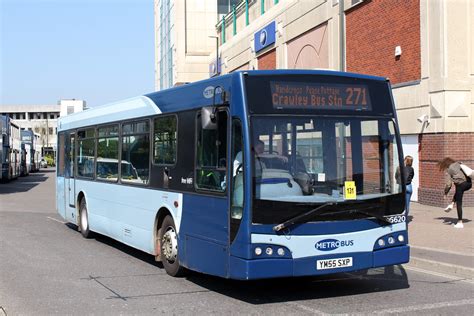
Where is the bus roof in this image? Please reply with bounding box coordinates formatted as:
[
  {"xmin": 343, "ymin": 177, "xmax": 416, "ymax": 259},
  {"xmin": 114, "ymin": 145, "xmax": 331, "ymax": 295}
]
[
  {"xmin": 241, "ymin": 69, "xmax": 387, "ymax": 82},
  {"xmin": 58, "ymin": 74, "xmax": 234, "ymax": 131},
  {"xmin": 58, "ymin": 96, "xmax": 160, "ymax": 131},
  {"xmin": 58, "ymin": 70, "xmax": 388, "ymax": 132}
]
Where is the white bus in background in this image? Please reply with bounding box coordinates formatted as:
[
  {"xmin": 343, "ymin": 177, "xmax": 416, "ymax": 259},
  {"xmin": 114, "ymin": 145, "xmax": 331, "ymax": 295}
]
[{"xmin": 1, "ymin": 115, "xmax": 21, "ymax": 181}]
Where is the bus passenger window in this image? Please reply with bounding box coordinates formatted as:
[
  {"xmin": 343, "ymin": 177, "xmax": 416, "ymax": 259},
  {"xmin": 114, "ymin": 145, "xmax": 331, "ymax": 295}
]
[
  {"xmin": 77, "ymin": 128, "xmax": 96, "ymax": 178},
  {"xmin": 97, "ymin": 125, "xmax": 119, "ymax": 181},
  {"xmin": 121, "ymin": 120, "xmax": 150, "ymax": 184},
  {"xmin": 195, "ymin": 110, "xmax": 227, "ymax": 192},
  {"xmin": 153, "ymin": 116, "xmax": 177, "ymax": 165}
]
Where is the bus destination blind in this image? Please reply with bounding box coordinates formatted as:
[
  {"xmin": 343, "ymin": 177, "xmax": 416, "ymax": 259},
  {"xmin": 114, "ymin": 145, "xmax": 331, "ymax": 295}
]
[{"xmin": 270, "ymin": 81, "xmax": 372, "ymax": 111}]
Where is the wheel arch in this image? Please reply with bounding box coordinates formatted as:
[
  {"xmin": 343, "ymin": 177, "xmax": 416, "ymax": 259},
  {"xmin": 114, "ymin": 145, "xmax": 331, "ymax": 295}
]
[
  {"xmin": 77, "ymin": 191, "xmax": 85, "ymax": 207},
  {"xmin": 154, "ymin": 207, "xmax": 173, "ymax": 243},
  {"xmin": 154, "ymin": 207, "xmax": 186, "ymax": 276},
  {"xmin": 154, "ymin": 205, "xmax": 183, "ymax": 256},
  {"xmin": 76, "ymin": 191, "xmax": 86, "ymax": 228}
]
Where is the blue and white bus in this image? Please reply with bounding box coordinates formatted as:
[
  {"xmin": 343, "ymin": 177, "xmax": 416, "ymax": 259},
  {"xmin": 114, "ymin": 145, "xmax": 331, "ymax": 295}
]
[{"xmin": 56, "ymin": 70, "xmax": 409, "ymax": 279}]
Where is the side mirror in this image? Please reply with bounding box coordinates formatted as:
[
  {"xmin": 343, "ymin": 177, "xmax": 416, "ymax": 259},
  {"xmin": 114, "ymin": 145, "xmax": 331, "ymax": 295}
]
[{"xmin": 201, "ymin": 106, "xmax": 217, "ymax": 130}]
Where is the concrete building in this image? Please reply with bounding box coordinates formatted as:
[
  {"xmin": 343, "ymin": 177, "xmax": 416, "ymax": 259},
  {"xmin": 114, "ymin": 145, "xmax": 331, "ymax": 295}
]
[
  {"xmin": 154, "ymin": 0, "xmax": 473, "ymax": 206},
  {"xmin": 1, "ymin": 99, "xmax": 86, "ymax": 156},
  {"xmin": 154, "ymin": 0, "xmax": 222, "ymax": 89}
]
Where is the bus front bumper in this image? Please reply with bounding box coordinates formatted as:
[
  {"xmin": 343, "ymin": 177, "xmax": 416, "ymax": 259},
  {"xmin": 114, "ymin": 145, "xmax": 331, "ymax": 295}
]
[{"xmin": 228, "ymin": 245, "xmax": 410, "ymax": 280}]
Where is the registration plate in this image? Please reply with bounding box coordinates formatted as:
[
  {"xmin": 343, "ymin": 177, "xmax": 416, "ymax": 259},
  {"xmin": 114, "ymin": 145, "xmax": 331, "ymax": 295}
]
[{"xmin": 316, "ymin": 257, "xmax": 353, "ymax": 270}]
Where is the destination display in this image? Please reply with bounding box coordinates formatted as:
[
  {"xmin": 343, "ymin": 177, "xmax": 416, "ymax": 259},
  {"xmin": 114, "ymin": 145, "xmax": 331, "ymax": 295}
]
[{"xmin": 270, "ymin": 81, "xmax": 372, "ymax": 111}]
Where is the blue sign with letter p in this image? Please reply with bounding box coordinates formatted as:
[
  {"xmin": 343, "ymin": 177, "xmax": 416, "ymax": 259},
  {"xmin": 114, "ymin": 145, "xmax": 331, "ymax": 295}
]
[{"xmin": 254, "ymin": 21, "xmax": 276, "ymax": 53}]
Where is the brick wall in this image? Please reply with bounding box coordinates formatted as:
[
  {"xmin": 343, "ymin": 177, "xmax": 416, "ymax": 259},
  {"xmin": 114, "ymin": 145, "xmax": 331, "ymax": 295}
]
[
  {"xmin": 419, "ymin": 133, "xmax": 474, "ymax": 207},
  {"xmin": 257, "ymin": 49, "xmax": 276, "ymax": 70},
  {"xmin": 346, "ymin": 0, "xmax": 421, "ymax": 84}
]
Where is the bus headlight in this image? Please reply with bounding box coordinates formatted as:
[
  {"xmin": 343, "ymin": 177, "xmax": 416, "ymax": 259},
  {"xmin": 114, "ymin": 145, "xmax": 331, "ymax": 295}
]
[
  {"xmin": 398, "ymin": 234, "xmax": 405, "ymax": 242},
  {"xmin": 377, "ymin": 239, "xmax": 385, "ymax": 247},
  {"xmin": 388, "ymin": 236, "xmax": 395, "ymax": 245},
  {"xmin": 252, "ymin": 244, "xmax": 291, "ymax": 258}
]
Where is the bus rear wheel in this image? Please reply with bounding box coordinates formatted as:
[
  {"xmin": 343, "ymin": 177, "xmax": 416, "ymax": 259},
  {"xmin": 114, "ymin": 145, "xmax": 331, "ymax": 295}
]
[
  {"xmin": 79, "ymin": 198, "xmax": 92, "ymax": 239},
  {"xmin": 160, "ymin": 215, "xmax": 185, "ymax": 277}
]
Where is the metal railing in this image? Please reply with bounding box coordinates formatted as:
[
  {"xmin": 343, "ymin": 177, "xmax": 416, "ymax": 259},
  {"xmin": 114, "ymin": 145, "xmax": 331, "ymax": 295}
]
[{"xmin": 216, "ymin": 0, "xmax": 280, "ymax": 44}]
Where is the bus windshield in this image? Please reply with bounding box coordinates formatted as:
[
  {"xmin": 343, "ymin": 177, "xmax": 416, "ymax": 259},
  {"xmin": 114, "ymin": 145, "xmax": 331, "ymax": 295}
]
[{"xmin": 251, "ymin": 116, "xmax": 404, "ymax": 223}]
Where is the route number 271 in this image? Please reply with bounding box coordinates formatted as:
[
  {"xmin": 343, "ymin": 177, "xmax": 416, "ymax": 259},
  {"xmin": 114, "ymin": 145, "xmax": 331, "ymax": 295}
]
[{"xmin": 346, "ymin": 87, "xmax": 368, "ymax": 106}]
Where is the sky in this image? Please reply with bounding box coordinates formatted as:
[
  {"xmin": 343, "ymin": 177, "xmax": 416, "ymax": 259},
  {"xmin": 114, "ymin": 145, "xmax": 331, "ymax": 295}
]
[{"xmin": 0, "ymin": 0, "xmax": 155, "ymax": 107}]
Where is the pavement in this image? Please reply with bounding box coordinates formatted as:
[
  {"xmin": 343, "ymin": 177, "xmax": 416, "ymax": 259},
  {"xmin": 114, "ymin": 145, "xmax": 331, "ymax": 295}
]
[{"xmin": 407, "ymin": 202, "xmax": 474, "ymax": 280}]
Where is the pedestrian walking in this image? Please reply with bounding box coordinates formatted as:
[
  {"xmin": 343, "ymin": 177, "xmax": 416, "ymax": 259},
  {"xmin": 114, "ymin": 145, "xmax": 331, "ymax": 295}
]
[
  {"xmin": 437, "ymin": 157, "xmax": 472, "ymax": 228},
  {"xmin": 396, "ymin": 155, "xmax": 415, "ymax": 216}
]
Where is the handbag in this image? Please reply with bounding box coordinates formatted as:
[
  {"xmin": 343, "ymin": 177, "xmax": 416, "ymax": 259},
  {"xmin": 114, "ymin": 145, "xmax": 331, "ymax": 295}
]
[{"xmin": 460, "ymin": 163, "xmax": 473, "ymax": 178}]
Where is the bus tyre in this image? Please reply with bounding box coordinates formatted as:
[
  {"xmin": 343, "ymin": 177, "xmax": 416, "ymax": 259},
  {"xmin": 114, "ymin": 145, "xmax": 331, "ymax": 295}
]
[
  {"xmin": 160, "ymin": 215, "xmax": 185, "ymax": 277},
  {"xmin": 79, "ymin": 198, "xmax": 92, "ymax": 239}
]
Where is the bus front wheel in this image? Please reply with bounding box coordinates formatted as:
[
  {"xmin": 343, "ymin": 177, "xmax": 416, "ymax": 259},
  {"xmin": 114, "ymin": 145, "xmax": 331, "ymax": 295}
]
[
  {"xmin": 79, "ymin": 198, "xmax": 92, "ymax": 239},
  {"xmin": 160, "ymin": 215, "xmax": 185, "ymax": 277}
]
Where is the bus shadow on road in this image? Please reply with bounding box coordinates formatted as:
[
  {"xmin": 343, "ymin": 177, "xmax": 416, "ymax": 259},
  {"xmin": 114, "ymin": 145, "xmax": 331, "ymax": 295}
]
[
  {"xmin": 185, "ymin": 265, "xmax": 409, "ymax": 304},
  {"xmin": 67, "ymin": 225, "xmax": 164, "ymax": 269},
  {"xmin": 0, "ymin": 171, "xmax": 51, "ymax": 194},
  {"xmin": 67, "ymin": 227, "xmax": 409, "ymax": 304}
]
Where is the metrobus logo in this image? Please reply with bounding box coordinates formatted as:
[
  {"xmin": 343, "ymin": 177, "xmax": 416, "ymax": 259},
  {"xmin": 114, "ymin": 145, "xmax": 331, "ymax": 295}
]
[
  {"xmin": 203, "ymin": 86, "xmax": 223, "ymax": 99},
  {"xmin": 315, "ymin": 239, "xmax": 354, "ymax": 251}
]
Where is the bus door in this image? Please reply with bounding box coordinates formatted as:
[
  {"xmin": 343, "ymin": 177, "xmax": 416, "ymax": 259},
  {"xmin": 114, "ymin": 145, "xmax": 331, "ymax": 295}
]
[
  {"xmin": 57, "ymin": 133, "xmax": 66, "ymax": 219},
  {"xmin": 65, "ymin": 133, "xmax": 76, "ymax": 221},
  {"xmin": 182, "ymin": 108, "xmax": 229, "ymax": 277},
  {"xmin": 229, "ymin": 118, "xmax": 244, "ymax": 246}
]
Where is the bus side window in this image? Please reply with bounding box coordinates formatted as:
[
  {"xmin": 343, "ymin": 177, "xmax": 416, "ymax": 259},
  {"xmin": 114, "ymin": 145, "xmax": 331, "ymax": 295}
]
[
  {"xmin": 153, "ymin": 116, "xmax": 177, "ymax": 165},
  {"xmin": 195, "ymin": 110, "xmax": 228, "ymax": 192},
  {"xmin": 121, "ymin": 120, "xmax": 150, "ymax": 185},
  {"xmin": 77, "ymin": 128, "xmax": 96, "ymax": 179},
  {"xmin": 97, "ymin": 125, "xmax": 119, "ymax": 181}
]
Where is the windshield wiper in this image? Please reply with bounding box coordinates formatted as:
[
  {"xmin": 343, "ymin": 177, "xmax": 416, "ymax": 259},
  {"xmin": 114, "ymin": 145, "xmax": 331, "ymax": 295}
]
[
  {"xmin": 318, "ymin": 206, "xmax": 392, "ymax": 225},
  {"xmin": 273, "ymin": 202, "xmax": 334, "ymax": 232},
  {"xmin": 351, "ymin": 207, "xmax": 392, "ymax": 224}
]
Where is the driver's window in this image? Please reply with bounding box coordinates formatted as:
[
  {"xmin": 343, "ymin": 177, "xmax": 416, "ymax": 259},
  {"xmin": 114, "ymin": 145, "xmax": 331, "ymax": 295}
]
[{"xmin": 195, "ymin": 110, "xmax": 228, "ymax": 192}]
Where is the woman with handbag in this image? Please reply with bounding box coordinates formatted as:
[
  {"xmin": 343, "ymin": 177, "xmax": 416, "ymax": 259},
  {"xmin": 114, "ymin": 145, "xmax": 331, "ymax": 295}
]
[
  {"xmin": 395, "ymin": 156, "xmax": 414, "ymax": 217},
  {"xmin": 437, "ymin": 157, "xmax": 472, "ymax": 228}
]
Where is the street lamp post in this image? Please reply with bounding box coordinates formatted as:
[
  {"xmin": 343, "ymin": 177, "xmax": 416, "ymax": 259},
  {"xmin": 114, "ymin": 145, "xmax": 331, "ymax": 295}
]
[{"xmin": 209, "ymin": 35, "xmax": 219, "ymax": 76}]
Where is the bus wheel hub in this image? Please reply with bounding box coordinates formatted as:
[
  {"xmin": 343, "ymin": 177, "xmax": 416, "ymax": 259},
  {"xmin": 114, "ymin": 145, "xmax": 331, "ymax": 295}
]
[{"xmin": 162, "ymin": 228, "xmax": 178, "ymax": 262}]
